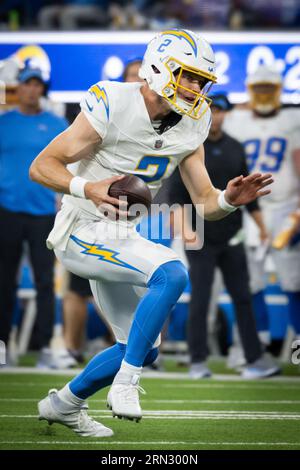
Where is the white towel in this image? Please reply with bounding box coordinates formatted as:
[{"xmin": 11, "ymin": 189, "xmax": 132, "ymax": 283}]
[{"xmin": 46, "ymin": 202, "xmax": 81, "ymax": 251}]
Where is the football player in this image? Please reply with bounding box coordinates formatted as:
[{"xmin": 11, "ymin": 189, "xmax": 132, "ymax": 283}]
[
  {"xmin": 30, "ymin": 30, "xmax": 273, "ymax": 437},
  {"xmin": 224, "ymin": 65, "xmax": 300, "ymax": 349}
]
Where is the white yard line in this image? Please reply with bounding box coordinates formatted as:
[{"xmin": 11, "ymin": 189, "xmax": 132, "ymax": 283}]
[
  {"xmin": 0, "ymin": 382, "xmax": 66, "ymax": 387},
  {"xmin": 1, "ymin": 367, "xmax": 300, "ymax": 383},
  {"xmin": 163, "ymin": 384, "xmax": 300, "ymax": 389},
  {"xmin": 2, "ymin": 398, "xmax": 300, "ymax": 404},
  {"xmin": 1, "ymin": 415, "xmax": 299, "ymax": 420},
  {"xmin": 0, "ymin": 440, "xmax": 299, "ymax": 446},
  {"xmin": 2, "ymin": 411, "xmax": 300, "ymax": 420},
  {"xmin": 1, "ymin": 382, "xmax": 299, "ymax": 391}
]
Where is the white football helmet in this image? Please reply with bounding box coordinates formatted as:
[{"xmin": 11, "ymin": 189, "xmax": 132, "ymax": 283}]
[
  {"xmin": 139, "ymin": 29, "xmax": 217, "ymax": 120},
  {"xmin": 246, "ymin": 65, "xmax": 282, "ymax": 115}
]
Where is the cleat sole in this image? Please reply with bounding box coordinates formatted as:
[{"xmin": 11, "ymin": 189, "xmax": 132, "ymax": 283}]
[
  {"xmin": 107, "ymin": 399, "xmax": 142, "ymax": 422},
  {"xmin": 38, "ymin": 416, "xmax": 53, "ymax": 425},
  {"xmin": 111, "ymin": 413, "xmax": 142, "ymax": 422}
]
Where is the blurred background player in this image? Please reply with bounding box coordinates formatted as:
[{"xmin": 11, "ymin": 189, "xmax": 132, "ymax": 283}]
[
  {"xmin": 0, "ymin": 57, "xmax": 20, "ymax": 113},
  {"xmin": 122, "ymin": 57, "xmax": 143, "ymax": 82},
  {"xmin": 0, "ymin": 67, "xmax": 68, "ymax": 367},
  {"xmin": 224, "ymin": 64, "xmax": 300, "ymax": 351},
  {"xmin": 62, "ymin": 273, "xmax": 97, "ymax": 366},
  {"xmin": 169, "ymin": 94, "xmax": 279, "ymax": 379}
]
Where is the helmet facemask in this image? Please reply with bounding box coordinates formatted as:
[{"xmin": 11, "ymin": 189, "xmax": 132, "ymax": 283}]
[
  {"xmin": 248, "ymin": 82, "xmax": 281, "ymax": 115},
  {"xmin": 246, "ymin": 65, "xmax": 282, "ymax": 116},
  {"xmin": 161, "ymin": 57, "xmax": 216, "ymax": 120}
]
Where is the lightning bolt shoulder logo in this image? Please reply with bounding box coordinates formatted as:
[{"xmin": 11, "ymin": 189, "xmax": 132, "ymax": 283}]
[
  {"xmin": 161, "ymin": 29, "xmax": 197, "ymax": 57},
  {"xmin": 88, "ymin": 84, "xmax": 110, "ymax": 119},
  {"xmin": 70, "ymin": 236, "xmax": 144, "ymax": 273}
]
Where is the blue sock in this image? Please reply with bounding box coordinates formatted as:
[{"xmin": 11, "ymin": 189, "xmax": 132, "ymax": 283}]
[
  {"xmin": 252, "ymin": 291, "xmax": 269, "ymax": 331},
  {"xmin": 125, "ymin": 260, "xmax": 188, "ymax": 367},
  {"xmin": 69, "ymin": 342, "xmax": 159, "ymax": 399},
  {"xmin": 143, "ymin": 347, "xmax": 159, "ymax": 366},
  {"xmin": 285, "ymin": 291, "xmax": 300, "ymax": 335},
  {"xmin": 69, "ymin": 342, "xmax": 126, "ymax": 399}
]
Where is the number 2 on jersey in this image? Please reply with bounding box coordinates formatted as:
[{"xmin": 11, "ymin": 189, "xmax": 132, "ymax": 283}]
[
  {"xmin": 134, "ymin": 156, "xmax": 171, "ymax": 183},
  {"xmin": 244, "ymin": 137, "xmax": 286, "ymax": 172}
]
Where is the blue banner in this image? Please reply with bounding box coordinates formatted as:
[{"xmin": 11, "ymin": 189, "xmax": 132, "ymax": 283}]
[{"xmin": 0, "ymin": 32, "xmax": 299, "ymax": 102}]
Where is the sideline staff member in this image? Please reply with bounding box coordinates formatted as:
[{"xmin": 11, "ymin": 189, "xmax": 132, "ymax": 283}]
[
  {"xmin": 169, "ymin": 94, "xmax": 280, "ymax": 380},
  {"xmin": 0, "ymin": 67, "xmax": 68, "ymax": 364}
]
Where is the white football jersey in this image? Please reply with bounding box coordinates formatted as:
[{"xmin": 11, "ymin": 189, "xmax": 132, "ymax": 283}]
[
  {"xmin": 224, "ymin": 108, "xmax": 300, "ymax": 209},
  {"xmin": 63, "ymin": 80, "xmax": 211, "ymax": 218}
]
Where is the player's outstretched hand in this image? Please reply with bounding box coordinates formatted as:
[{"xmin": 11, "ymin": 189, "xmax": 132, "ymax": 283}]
[
  {"xmin": 85, "ymin": 175, "xmax": 128, "ymax": 217},
  {"xmin": 224, "ymin": 173, "xmax": 274, "ymax": 207}
]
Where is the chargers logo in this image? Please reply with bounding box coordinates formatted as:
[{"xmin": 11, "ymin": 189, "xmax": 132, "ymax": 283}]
[
  {"xmin": 14, "ymin": 45, "xmax": 51, "ymax": 81},
  {"xmin": 70, "ymin": 236, "xmax": 143, "ymax": 273},
  {"xmin": 161, "ymin": 30, "xmax": 197, "ymax": 57},
  {"xmin": 88, "ymin": 84, "xmax": 109, "ymax": 118}
]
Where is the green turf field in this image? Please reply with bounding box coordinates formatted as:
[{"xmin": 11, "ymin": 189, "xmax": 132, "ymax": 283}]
[{"xmin": 0, "ymin": 371, "xmax": 300, "ymax": 450}]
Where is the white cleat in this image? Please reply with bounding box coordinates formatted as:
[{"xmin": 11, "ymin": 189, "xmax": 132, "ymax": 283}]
[
  {"xmin": 51, "ymin": 348, "xmax": 78, "ymax": 369},
  {"xmin": 241, "ymin": 354, "xmax": 281, "ymax": 379},
  {"xmin": 189, "ymin": 362, "xmax": 212, "ymax": 379},
  {"xmin": 36, "ymin": 348, "xmax": 78, "ymax": 369},
  {"xmin": 38, "ymin": 389, "xmax": 113, "ymax": 437},
  {"xmin": 227, "ymin": 345, "xmax": 246, "ymax": 372},
  {"xmin": 107, "ymin": 374, "xmax": 145, "ymax": 422}
]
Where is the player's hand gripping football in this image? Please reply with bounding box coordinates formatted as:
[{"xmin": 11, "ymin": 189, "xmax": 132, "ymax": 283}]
[
  {"xmin": 224, "ymin": 173, "xmax": 274, "ymax": 207},
  {"xmin": 84, "ymin": 175, "xmax": 128, "ymax": 217}
]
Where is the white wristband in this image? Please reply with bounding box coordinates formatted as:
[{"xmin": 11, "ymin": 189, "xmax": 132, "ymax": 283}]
[
  {"xmin": 69, "ymin": 176, "xmax": 88, "ymax": 199},
  {"xmin": 218, "ymin": 190, "xmax": 237, "ymax": 213}
]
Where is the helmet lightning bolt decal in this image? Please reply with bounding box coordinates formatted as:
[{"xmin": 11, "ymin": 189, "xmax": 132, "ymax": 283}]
[
  {"xmin": 70, "ymin": 235, "xmax": 144, "ymax": 273},
  {"xmin": 161, "ymin": 30, "xmax": 197, "ymax": 57}
]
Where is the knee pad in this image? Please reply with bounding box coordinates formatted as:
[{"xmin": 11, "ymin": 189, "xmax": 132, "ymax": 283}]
[
  {"xmin": 148, "ymin": 260, "xmax": 189, "ymax": 301},
  {"xmin": 143, "ymin": 347, "xmax": 159, "ymax": 366}
]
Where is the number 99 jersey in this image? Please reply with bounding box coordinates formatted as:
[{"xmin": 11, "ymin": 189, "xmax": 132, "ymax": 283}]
[{"xmin": 224, "ymin": 108, "xmax": 300, "ymax": 210}]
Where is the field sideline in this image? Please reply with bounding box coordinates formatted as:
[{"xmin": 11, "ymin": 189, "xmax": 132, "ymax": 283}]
[{"xmin": 0, "ymin": 370, "xmax": 300, "ymax": 450}]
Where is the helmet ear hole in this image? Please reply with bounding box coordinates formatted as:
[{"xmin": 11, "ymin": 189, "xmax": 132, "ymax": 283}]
[{"xmin": 151, "ymin": 65, "xmax": 160, "ymax": 74}]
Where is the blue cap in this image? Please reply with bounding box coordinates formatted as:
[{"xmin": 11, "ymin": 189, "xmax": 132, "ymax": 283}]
[
  {"xmin": 18, "ymin": 68, "xmax": 45, "ymax": 84},
  {"xmin": 210, "ymin": 93, "xmax": 232, "ymax": 111}
]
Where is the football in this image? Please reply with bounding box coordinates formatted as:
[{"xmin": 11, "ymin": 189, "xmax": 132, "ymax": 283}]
[{"xmin": 108, "ymin": 174, "xmax": 152, "ymax": 219}]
